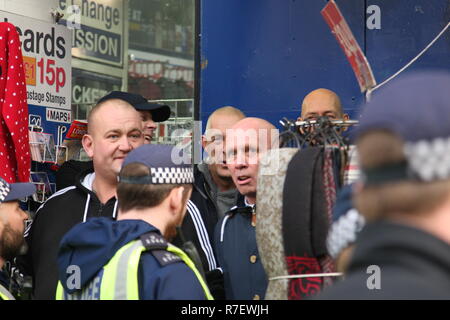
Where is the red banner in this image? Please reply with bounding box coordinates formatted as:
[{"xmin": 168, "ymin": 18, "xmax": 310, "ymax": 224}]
[{"xmin": 321, "ymin": 0, "xmax": 377, "ymax": 92}]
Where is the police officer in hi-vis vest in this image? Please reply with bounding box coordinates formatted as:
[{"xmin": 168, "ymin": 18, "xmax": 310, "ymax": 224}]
[
  {"xmin": 0, "ymin": 178, "xmax": 35, "ymax": 300},
  {"xmin": 56, "ymin": 144, "xmax": 212, "ymax": 300}
]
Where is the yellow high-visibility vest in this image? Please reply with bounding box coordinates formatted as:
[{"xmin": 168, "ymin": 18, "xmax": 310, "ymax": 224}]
[
  {"xmin": 0, "ymin": 284, "xmax": 15, "ymax": 300},
  {"xmin": 56, "ymin": 239, "xmax": 213, "ymax": 300}
]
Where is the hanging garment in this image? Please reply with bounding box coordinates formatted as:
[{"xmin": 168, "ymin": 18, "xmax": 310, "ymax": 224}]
[
  {"xmin": 282, "ymin": 147, "xmax": 329, "ymax": 300},
  {"xmin": 0, "ymin": 22, "xmax": 30, "ymax": 182},
  {"xmin": 343, "ymin": 145, "xmax": 360, "ymax": 185},
  {"xmin": 255, "ymin": 148, "xmax": 299, "ymax": 300},
  {"xmin": 319, "ymin": 148, "xmax": 337, "ymax": 286}
]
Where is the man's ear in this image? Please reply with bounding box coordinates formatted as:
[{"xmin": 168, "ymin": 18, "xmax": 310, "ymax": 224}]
[
  {"xmin": 201, "ymin": 135, "xmax": 208, "ymax": 150},
  {"xmin": 342, "ymin": 114, "xmax": 350, "ymax": 131},
  {"xmin": 297, "ymin": 117, "xmax": 305, "ymax": 134},
  {"xmin": 169, "ymin": 186, "xmax": 185, "ymax": 213},
  {"xmin": 82, "ymin": 134, "xmax": 94, "ymax": 158}
]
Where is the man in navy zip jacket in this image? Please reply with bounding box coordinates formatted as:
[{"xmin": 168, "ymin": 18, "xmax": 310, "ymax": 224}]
[{"xmin": 215, "ymin": 117, "xmax": 277, "ymax": 300}]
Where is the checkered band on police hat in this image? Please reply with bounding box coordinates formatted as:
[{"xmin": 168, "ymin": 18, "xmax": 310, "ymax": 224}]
[
  {"xmin": 150, "ymin": 167, "xmax": 194, "ymax": 184},
  {"xmin": 404, "ymin": 136, "xmax": 450, "ymax": 182},
  {"xmin": 0, "ymin": 178, "xmax": 10, "ymax": 203},
  {"xmin": 327, "ymin": 209, "xmax": 365, "ymax": 259}
]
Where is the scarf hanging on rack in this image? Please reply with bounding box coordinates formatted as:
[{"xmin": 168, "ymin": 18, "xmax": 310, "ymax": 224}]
[
  {"xmin": 256, "ymin": 148, "xmax": 299, "ymax": 300},
  {"xmin": 282, "ymin": 147, "xmax": 330, "ymax": 299}
]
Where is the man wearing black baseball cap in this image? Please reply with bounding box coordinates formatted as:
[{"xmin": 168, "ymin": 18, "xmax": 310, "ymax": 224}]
[
  {"xmin": 98, "ymin": 91, "xmax": 171, "ymax": 143},
  {"xmin": 0, "ymin": 178, "xmax": 35, "ymax": 300}
]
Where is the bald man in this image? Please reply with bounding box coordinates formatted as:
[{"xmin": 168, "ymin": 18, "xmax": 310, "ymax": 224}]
[
  {"xmin": 214, "ymin": 117, "xmax": 277, "ymax": 300},
  {"xmin": 202, "ymin": 106, "xmax": 246, "ymax": 213},
  {"xmin": 21, "ymin": 93, "xmax": 144, "ymax": 299},
  {"xmin": 172, "ymin": 106, "xmax": 245, "ymax": 299},
  {"xmin": 298, "ymin": 88, "xmax": 349, "ymax": 122}
]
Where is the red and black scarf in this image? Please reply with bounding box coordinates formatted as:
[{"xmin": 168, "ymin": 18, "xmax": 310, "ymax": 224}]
[{"xmin": 282, "ymin": 147, "xmax": 336, "ymax": 299}]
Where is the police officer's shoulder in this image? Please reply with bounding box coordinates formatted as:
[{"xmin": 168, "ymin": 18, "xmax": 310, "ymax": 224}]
[
  {"xmin": 140, "ymin": 232, "xmax": 182, "ymax": 267},
  {"xmin": 139, "ymin": 252, "xmax": 205, "ymax": 300}
]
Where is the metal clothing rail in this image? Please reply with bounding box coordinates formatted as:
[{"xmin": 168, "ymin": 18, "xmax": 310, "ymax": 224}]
[
  {"xmin": 295, "ymin": 119, "xmax": 359, "ymax": 127},
  {"xmin": 269, "ymin": 272, "xmax": 343, "ymax": 281},
  {"xmin": 279, "ymin": 117, "xmax": 359, "ymax": 149}
]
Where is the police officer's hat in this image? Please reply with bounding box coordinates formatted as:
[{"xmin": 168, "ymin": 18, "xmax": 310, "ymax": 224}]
[
  {"xmin": 119, "ymin": 144, "xmax": 194, "ymax": 185},
  {"xmin": 0, "ymin": 177, "xmax": 35, "ymax": 203}
]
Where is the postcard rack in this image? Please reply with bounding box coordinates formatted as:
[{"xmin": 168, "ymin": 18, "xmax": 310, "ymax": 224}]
[{"xmin": 28, "ymin": 125, "xmax": 68, "ymax": 165}]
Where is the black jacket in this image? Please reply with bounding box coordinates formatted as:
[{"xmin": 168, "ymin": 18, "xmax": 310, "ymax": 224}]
[
  {"xmin": 55, "ymin": 160, "xmax": 93, "ymax": 191},
  {"xmin": 173, "ymin": 165, "xmax": 220, "ymax": 272},
  {"xmin": 19, "ymin": 169, "xmax": 118, "ymax": 300},
  {"xmin": 318, "ymin": 221, "xmax": 450, "ymax": 299}
]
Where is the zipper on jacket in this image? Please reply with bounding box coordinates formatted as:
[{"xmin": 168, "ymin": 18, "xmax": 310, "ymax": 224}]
[{"xmin": 97, "ymin": 203, "xmax": 104, "ymax": 217}]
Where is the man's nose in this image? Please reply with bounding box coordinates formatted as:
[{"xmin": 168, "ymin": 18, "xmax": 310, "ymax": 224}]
[
  {"xmin": 20, "ymin": 208, "xmax": 29, "ymax": 221},
  {"xmin": 219, "ymin": 150, "xmax": 227, "ymax": 164},
  {"xmin": 234, "ymin": 158, "xmax": 248, "ymax": 169},
  {"xmin": 145, "ymin": 119, "xmax": 157, "ymax": 129},
  {"xmin": 118, "ymin": 136, "xmax": 133, "ymax": 151}
]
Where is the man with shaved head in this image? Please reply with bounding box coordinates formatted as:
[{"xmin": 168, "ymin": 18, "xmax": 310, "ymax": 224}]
[
  {"xmin": 297, "ymin": 88, "xmax": 359, "ymax": 183},
  {"xmin": 21, "ymin": 92, "xmax": 145, "ymax": 299},
  {"xmin": 172, "ymin": 106, "xmax": 245, "ymax": 299},
  {"xmin": 225, "ymin": 118, "xmax": 276, "ymax": 205},
  {"xmin": 202, "ymin": 106, "xmax": 246, "ymax": 215},
  {"xmin": 298, "ymin": 88, "xmax": 349, "ymax": 122},
  {"xmin": 214, "ymin": 117, "xmax": 278, "ymax": 300}
]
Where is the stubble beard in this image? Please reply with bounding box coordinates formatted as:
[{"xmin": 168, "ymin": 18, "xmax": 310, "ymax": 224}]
[
  {"xmin": 165, "ymin": 206, "xmax": 187, "ymax": 242},
  {"xmin": 0, "ymin": 224, "xmax": 26, "ymax": 262}
]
